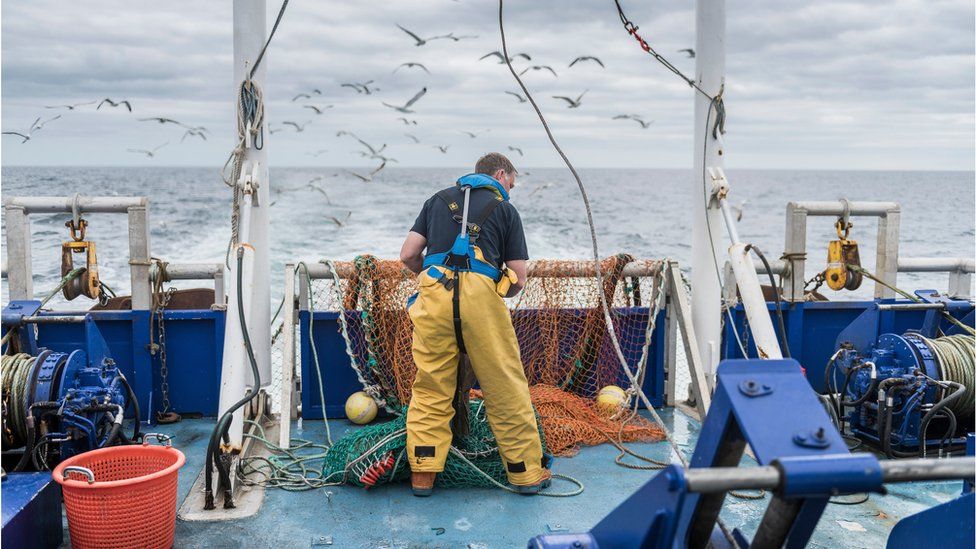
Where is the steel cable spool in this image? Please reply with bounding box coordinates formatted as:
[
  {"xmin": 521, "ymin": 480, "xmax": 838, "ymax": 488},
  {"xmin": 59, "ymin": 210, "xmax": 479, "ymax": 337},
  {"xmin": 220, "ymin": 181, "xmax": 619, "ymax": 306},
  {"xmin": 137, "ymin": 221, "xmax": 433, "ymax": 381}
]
[
  {"xmin": 920, "ymin": 334, "xmax": 975, "ymax": 417},
  {"xmin": 2, "ymin": 353, "xmax": 39, "ymax": 447}
]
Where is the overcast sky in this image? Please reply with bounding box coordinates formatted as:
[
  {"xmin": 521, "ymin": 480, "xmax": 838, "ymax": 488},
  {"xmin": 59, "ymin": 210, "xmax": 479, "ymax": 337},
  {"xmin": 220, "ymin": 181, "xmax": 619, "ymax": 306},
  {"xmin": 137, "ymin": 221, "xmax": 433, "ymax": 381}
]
[{"xmin": 1, "ymin": 0, "xmax": 973, "ymax": 170}]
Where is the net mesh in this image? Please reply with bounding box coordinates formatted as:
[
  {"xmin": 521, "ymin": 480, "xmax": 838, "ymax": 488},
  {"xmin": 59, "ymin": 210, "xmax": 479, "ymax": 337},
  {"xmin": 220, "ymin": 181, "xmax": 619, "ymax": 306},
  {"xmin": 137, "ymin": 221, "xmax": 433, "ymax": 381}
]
[{"xmin": 316, "ymin": 255, "xmax": 666, "ymax": 461}]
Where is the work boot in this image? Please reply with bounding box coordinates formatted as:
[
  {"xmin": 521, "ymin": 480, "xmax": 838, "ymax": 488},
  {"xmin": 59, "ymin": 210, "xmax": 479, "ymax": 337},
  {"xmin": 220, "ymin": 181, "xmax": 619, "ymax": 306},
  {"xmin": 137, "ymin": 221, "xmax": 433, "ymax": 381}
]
[
  {"xmin": 411, "ymin": 472, "xmax": 436, "ymax": 497},
  {"xmin": 513, "ymin": 469, "xmax": 552, "ymax": 495}
]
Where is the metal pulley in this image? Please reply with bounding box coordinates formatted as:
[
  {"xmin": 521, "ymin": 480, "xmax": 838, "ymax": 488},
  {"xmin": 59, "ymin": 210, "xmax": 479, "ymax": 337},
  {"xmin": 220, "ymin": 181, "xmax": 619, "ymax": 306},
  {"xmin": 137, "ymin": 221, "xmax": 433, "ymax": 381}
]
[
  {"xmin": 61, "ymin": 218, "xmax": 102, "ymax": 301},
  {"xmin": 825, "ymin": 217, "xmax": 863, "ymax": 291}
]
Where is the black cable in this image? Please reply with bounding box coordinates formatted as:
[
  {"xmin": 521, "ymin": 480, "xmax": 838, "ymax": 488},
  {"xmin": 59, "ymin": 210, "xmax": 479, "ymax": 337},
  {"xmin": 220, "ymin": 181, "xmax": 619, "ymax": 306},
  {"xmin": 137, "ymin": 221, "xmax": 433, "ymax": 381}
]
[
  {"xmin": 118, "ymin": 374, "xmax": 142, "ymax": 442},
  {"xmin": 249, "ymin": 0, "xmax": 290, "ymax": 80},
  {"xmin": 205, "ymin": 246, "xmax": 262, "ymax": 510},
  {"xmin": 745, "ymin": 244, "xmax": 791, "ymax": 358},
  {"xmin": 830, "ymin": 493, "xmax": 870, "ymax": 506},
  {"xmin": 919, "ymin": 381, "xmax": 964, "ymax": 458}
]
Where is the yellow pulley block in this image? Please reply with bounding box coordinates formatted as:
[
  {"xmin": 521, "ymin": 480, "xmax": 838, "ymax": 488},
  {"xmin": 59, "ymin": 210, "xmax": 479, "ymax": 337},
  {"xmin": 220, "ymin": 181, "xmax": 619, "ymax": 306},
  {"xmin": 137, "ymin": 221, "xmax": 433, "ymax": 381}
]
[
  {"xmin": 61, "ymin": 218, "xmax": 102, "ymax": 301},
  {"xmin": 825, "ymin": 219, "xmax": 863, "ymax": 291}
]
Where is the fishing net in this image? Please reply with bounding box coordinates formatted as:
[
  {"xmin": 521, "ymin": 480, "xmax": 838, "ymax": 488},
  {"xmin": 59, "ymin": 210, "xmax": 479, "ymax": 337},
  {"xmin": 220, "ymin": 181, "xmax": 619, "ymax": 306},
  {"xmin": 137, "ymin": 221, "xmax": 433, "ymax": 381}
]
[{"xmin": 315, "ymin": 254, "xmax": 667, "ymax": 460}]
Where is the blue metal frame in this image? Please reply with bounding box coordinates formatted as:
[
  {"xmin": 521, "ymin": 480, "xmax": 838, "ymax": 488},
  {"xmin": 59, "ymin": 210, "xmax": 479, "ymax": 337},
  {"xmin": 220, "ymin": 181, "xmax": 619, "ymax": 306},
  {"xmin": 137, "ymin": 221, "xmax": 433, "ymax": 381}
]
[
  {"xmin": 1, "ymin": 472, "xmax": 63, "ymax": 549},
  {"xmin": 300, "ymin": 307, "xmax": 667, "ymax": 419},
  {"xmin": 32, "ymin": 309, "xmax": 225, "ymax": 419},
  {"xmin": 724, "ymin": 297, "xmax": 974, "ymax": 393}
]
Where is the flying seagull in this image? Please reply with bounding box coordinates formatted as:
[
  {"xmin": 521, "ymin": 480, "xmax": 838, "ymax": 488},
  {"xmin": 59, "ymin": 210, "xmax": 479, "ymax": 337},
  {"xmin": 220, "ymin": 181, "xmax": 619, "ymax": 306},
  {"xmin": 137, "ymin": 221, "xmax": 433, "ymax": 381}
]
[
  {"xmin": 678, "ymin": 48, "xmax": 695, "ymax": 58},
  {"xmin": 518, "ymin": 65, "xmax": 558, "ymax": 77},
  {"xmin": 480, "ymin": 51, "xmax": 531, "ymax": 64},
  {"xmin": 568, "ymin": 56, "xmax": 604, "ymax": 68},
  {"xmin": 306, "ymin": 148, "xmax": 329, "ymax": 157},
  {"xmin": 382, "ymin": 87, "xmax": 427, "ymax": 114},
  {"xmin": 433, "ymin": 145, "xmax": 450, "ymax": 154},
  {"xmin": 303, "ymin": 104, "xmax": 333, "ymax": 115},
  {"xmin": 127, "ymin": 142, "xmax": 168, "ymax": 158},
  {"xmin": 340, "ymin": 80, "xmax": 379, "ymax": 95},
  {"xmin": 394, "ymin": 62, "xmax": 430, "ymax": 74},
  {"xmin": 138, "ymin": 117, "xmax": 183, "ymax": 126},
  {"xmin": 282, "ymin": 120, "xmax": 312, "ymax": 132},
  {"xmin": 45, "ymin": 101, "xmax": 95, "ymax": 110},
  {"xmin": 355, "ymin": 137, "xmax": 388, "ymax": 159},
  {"xmin": 397, "ymin": 117, "xmax": 418, "ymax": 125},
  {"xmin": 396, "ymin": 24, "xmax": 446, "ymax": 46},
  {"xmin": 504, "ymin": 91, "xmax": 527, "ymax": 103},
  {"xmin": 3, "ymin": 115, "xmax": 62, "ymax": 143},
  {"xmin": 460, "ymin": 130, "xmax": 486, "ymax": 139},
  {"xmin": 292, "ymin": 93, "xmax": 312, "ymax": 101},
  {"xmin": 97, "ymin": 98, "xmax": 132, "ymax": 112},
  {"xmin": 435, "ymin": 32, "xmax": 478, "ymax": 42},
  {"xmin": 507, "ymin": 145, "xmax": 523, "ymax": 157},
  {"xmin": 307, "ymin": 183, "xmax": 333, "ymax": 204},
  {"xmin": 612, "ymin": 114, "xmax": 654, "ymax": 129},
  {"xmin": 328, "ymin": 211, "xmax": 353, "ymax": 227},
  {"xmin": 405, "ymin": 133, "xmax": 421, "ymax": 143},
  {"xmin": 181, "ymin": 128, "xmax": 208, "ymax": 142},
  {"xmin": 347, "ymin": 161, "xmax": 387, "ymax": 183},
  {"xmin": 527, "ymin": 182, "xmax": 553, "ymax": 197},
  {"xmin": 552, "ymin": 89, "xmax": 588, "ymax": 108}
]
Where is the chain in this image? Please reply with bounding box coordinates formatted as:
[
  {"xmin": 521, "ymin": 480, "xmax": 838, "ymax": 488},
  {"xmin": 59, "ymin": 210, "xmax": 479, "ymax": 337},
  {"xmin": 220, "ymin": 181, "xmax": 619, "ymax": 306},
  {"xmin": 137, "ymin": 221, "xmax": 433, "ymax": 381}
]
[
  {"xmin": 149, "ymin": 260, "xmax": 180, "ymax": 423},
  {"xmin": 804, "ymin": 270, "xmax": 827, "ymax": 293}
]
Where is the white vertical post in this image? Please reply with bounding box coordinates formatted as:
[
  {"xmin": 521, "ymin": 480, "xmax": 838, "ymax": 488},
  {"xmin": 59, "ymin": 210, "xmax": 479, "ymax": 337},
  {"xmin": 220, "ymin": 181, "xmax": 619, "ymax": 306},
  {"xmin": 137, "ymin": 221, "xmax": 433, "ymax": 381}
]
[
  {"xmin": 127, "ymin": 205, "xmax": 152, "ymax": 311},
  {"xmin": 279, "ymin": 263, "xmax": 296, "ymax": 448},
  {"xmin": 4, "ymin": 205, "xmax": 33, "ymax": 300},
  {"xmin": 234, "ymin": 0, "xmax": 271, "ymax": 386},
  {"xmin": 691, "ymin": 0, "xmax": 726, "ymax": 376}
]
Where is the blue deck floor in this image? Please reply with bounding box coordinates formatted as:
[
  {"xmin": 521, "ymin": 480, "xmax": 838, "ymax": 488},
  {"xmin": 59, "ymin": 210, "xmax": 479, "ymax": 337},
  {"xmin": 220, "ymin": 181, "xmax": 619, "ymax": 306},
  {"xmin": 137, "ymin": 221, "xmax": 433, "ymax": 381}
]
[{"xmin": 113, "ymin": 408, "xmax": 963, "ymax": 548}]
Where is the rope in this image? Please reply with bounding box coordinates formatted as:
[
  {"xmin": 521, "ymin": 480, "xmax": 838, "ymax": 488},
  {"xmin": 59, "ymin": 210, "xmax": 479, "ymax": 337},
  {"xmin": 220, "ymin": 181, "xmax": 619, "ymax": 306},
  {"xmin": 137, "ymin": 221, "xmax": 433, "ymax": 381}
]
[
  {"xmin": 1, "ymin": 353, "xmax": 36, "ymax": 447},
  {"xmin": 298, "ymin": 262, "xmax": 333, "ymax": 446},
  {"xmin": 849, "ymin": 265, "xmax": 976, "ymax": 337},
  {"xmin": 918, "ymin": 334, "xmax": 975, "ymax": 417}
]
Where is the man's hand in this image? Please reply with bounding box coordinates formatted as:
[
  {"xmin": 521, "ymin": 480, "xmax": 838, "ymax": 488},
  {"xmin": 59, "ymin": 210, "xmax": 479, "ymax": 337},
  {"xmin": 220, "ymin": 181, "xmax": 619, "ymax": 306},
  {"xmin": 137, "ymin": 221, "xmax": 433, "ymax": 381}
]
[
  {"xmin": 504, "ymin": 259, "xmax": 527, "ymax": 297},
  {"xmin": 400, "ymin": 231, "xmax": 427, "ymax": 274}
]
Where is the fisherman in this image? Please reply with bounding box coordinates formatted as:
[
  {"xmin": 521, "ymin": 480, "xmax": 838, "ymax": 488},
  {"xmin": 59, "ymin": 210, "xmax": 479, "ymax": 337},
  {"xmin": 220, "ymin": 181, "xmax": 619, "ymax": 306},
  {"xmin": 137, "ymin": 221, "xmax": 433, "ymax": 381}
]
[{"xmin": 399, "ymin": 152, "xmax": 551, "ymax": 496}]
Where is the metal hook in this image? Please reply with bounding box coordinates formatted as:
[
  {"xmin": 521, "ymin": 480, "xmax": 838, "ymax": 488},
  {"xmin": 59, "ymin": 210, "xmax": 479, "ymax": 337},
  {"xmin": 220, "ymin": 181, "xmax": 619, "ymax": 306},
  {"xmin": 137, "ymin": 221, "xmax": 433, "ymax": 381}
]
[{"xmin": 142, "ymin": 432, "xmax": 173, "ymax": 447}]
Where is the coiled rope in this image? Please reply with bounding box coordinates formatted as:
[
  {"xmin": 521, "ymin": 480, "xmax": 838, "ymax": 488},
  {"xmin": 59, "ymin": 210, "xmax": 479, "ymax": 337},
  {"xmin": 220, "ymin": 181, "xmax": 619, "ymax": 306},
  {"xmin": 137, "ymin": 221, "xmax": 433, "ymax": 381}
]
[
  {"xmin": 1, "ymin": 353, "xmax": 36, "ymax": 448},
  {"xmin": 919, "ymin": 334, "xmax": 975, "ymax": 417}
]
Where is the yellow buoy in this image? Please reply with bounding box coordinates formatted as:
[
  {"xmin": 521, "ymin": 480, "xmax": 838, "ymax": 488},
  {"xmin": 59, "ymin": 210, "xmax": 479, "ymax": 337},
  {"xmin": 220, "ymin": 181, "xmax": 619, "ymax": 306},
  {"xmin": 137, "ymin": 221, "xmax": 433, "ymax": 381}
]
[
  {"xmin": 345, "ymin": 391, "xmax": 378, "ymax": 425},
  {"xmin": 596, "ymin": 385, "xmax": 628, "ymax": 414}
]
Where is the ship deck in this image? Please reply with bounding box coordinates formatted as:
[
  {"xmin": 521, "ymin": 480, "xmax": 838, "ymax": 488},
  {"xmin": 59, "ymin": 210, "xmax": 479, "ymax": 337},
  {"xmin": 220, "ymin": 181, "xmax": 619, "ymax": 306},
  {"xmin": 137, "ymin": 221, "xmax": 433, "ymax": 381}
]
[{"xmin": 68, "ymin": 408, "xmax": 964, "ymax": 548}]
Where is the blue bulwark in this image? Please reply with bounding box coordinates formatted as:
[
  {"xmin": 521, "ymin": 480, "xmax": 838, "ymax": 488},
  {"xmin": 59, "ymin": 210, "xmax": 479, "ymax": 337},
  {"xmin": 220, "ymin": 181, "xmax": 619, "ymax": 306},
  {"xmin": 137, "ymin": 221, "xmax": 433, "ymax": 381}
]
[{"xmin": 1, "ymin": 472, "xmax": 63, "ymax": 549}]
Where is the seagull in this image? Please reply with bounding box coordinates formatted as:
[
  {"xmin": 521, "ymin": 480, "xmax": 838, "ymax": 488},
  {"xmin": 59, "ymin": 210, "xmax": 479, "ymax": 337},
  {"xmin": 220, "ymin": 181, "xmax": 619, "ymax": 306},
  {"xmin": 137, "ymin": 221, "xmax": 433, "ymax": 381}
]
[
  {"xmin": 2, "ymin": 115, "xmax": 62, "ymax": 143},
  {"xmin": 678, "ymin": 48, "xmax": 695, "ymax": 58},
  {"xmin": 45, "ymin": 101, "xmax": 95, "ymax": 110},
  {"xmin": 460, "ymin": 130, "xmax": 486, "ymax": 139},
  {"xmin": 568, "ymin": 56, "xmax": 604, "ymax": 68},
  {"xmin": 97, "ymin": 98, "xmax": 133, "ymax": 112},
  {"xmin": 328, "ymin": 211, "xmax": 353, "ymax": 227},
  {"xmin": 268, "ymin": 123, "xmax": 283, "ymax": 134},
  {"xmin": 527, "ymin": 182, "xmax": 553, "ymax": 197},
  {"xmin": 355, "ymin": 137, "xmax": 388, "ymax": 158},
  {"xmin": 396, "ymin": 24, "xmax": 446, "ymax": 46},
  {"xmin": 138, "ymin": 117, "xmax": 183, "ymax": 126},
  {"xmin": 397, "ymin": 117, "xmax": 418, "ymax": 125},
  {"xmin": 336, "ymin": 130, "xmax": 360, "ymax": 139},
  {"xmin": 340, "ymin": 81, "xmax": 379, "ymax": 95},
  {"xmin": 518, "ymin": 65, "xmax": 558, "ymax": 77},
  {"xmin": 612, "ymin": 114, "xmax": 654, "ymax": 129},
  {"xmin": 282, "ymin": 120, "xmax": 312, "ymax": 132},
  {"xmin": 504, "ymin": 91, "xmax": 527, "ymax": 103},
  {"xmin": 181, "ymin": 128, "xmax": 208, "ymax": 142},
  {"xmin": 306, "ymin": 148, "xmax": 329, "ymax": 157},
  {"xmin": 292, "ymin": 93, "xmax": 312, "ymax": 101},
  {"xmin": 507, "ymin": 145, "xmax": 523, "ymax": 157},
  {"xmin": 552, "ymin": 90, "xmax": 588, "ymax": 108},
  {"xmin": 480, "ymin": 51, "xmax": 531, "ymax": 64},
  {"xmin": 127, "ymin": 142, "xmax": 168, "ymax": 158},
  {"xmin": 731, "ymin": 200, "xmax": 747, "ymax": 222},
  {"xmin": 405, "ymin": 133, "xmax": 421, "ymax": 143},
  {"xmin": 394, "ymin": 62, "xmax": 431, "ymax": 74},
  {"xmin": 382, "ymin": 87, "xmax": 427, "ymax": 114},
  {"xmin": 303, "ymin": 104, "xmax": 333, "ymax": 115},
  {"xmin": 435, "ymin": 32, "xmax": 478, "ymax": 42},
  {"xmin": 433, "ymin": 145, "xmax": 450, "ymax": 154},
  {"xmin": 308, "ymin": 184, "xmax": 333, "ymax": 205},
  {"xmin": 347, "ymin": 161, "xmax": 386, "ymax": 183}
]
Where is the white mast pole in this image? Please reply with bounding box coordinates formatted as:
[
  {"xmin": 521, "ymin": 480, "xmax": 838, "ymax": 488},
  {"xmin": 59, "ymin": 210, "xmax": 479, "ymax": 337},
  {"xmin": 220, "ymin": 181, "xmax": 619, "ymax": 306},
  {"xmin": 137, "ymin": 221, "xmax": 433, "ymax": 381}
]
[
  {"xmin": 218, "ymin": 0, "xmax": 271, "ymax": 449},
  {"xmin": 691, "ymin": 0, "xmax": 726, "ymax": 381}
]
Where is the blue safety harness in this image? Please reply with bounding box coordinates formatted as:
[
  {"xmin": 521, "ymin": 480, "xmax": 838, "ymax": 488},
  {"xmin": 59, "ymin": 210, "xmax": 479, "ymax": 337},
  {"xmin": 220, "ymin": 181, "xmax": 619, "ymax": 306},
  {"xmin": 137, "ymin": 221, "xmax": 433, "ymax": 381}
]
[{"xmin": 419, "ymin": 173, "xmax": 509, "ymax": 354}]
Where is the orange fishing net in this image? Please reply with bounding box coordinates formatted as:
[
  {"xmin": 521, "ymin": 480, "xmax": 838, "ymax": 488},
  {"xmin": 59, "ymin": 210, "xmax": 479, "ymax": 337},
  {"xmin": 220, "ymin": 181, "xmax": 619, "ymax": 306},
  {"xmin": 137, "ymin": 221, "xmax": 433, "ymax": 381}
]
[{"xmin": 324, "ymin": 255, "xmax": 666, "ymax": 455}]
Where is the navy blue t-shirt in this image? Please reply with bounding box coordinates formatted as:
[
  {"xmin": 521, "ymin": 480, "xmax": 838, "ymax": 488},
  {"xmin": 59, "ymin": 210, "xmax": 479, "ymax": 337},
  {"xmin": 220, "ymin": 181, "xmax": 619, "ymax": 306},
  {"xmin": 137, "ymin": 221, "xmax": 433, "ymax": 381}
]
[{"xmin": 410, "ymin": 186, "xmax": 529, "ymax": 269}]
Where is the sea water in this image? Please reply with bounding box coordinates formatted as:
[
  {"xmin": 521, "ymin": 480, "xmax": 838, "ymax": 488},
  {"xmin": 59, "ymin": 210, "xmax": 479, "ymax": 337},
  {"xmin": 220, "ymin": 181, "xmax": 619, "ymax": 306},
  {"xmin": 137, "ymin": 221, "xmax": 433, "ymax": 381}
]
[{"xmin": 1, "ymin": 166, "xmax": 973, "ymax": 307}]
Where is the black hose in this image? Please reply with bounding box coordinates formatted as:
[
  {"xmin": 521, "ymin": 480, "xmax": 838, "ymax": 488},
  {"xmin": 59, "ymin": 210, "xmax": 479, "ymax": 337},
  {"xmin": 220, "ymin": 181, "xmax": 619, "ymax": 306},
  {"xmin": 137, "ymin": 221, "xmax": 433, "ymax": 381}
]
[
  {"xmin": 841, "ymin": 365, "xmax": 877, "ymax": 407},
  {"xmin": 919, "ymin": 381, "xmax": 965, "ymax": 458},
  {"xmin": 745, "ymin": 245, "xmax": 791, "ymax": 358},
  {"xmin": 205, "ymin": 246, "xmax": 262, "ymax": 510},
  {"xmin": 118, "ymin": 374, "xmax": 142, "ymax": 442},
  {"xmin": 104, "ymin": 422, "xmax": 123, "ymax": 446},
  {"xmin": 879, "ymin": 380, "xmax": 920, "ymax": 458}
]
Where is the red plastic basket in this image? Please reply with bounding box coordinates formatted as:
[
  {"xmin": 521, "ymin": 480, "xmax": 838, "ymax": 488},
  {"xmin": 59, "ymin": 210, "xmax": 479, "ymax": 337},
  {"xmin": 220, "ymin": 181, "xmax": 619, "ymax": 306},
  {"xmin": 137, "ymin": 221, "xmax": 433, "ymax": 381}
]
[{"xmin": 53, "ymin": 433, "xmax": 186, "ymax": 549}]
